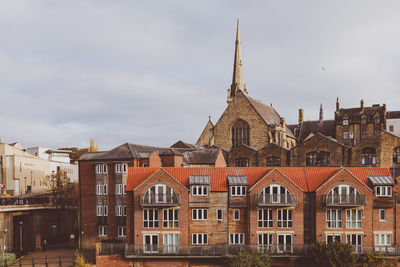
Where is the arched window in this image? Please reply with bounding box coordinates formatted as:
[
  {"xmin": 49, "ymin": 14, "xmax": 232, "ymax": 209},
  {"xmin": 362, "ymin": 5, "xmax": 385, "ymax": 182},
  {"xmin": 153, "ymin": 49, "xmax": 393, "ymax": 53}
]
[
  {"xmin": 266, "ymin": 156, "xmax": 281, "ymax": 166},
  {"xmin": 235, "ymin": 158, "xmax": 249, "ymax": 167},
  {"xmin": 259, "ymin": 185, "xmax": 291, "ymax": 204},
  {"xmin": 232, "ymin": 119, "xmax": 250, "ymax": 147},
  {"xmin": 394, "ymin": 147, "xmax": 400, "ymax": 164},
  {"xmin": 327, "ymin": 185, "xmax": 361, "ymax": 205},
  {"xmin": 143, "ymin": 184, "xmax": 178, "ymax": 204},
  {"xmin": 306, "ymin": 151, "xmax": 331, "ymax": 166},
  {"xmin": 362, "ymin": 147, "xmax": 376, "ymax": 165}
]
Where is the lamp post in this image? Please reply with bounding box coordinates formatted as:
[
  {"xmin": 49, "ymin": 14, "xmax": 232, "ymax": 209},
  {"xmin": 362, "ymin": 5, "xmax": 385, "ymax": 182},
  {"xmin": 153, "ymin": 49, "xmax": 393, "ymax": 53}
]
[
  {"xmin": 52, "ymin": 225, "xmax": 57, "ymax": 242},
  {"xmin": 19, "ymin": 221, "xmax": 23, "ymax": 253},
  {"xmin": 2, "ymin": 228, "xmax": 7, "ymax": 258}
]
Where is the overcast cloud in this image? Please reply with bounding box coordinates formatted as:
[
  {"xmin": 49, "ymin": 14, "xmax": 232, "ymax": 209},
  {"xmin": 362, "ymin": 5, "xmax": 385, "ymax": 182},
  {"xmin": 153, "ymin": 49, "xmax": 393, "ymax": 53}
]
[{"xmin": 1, "ymin": 1, "xmax": 400, "ymax": 150}]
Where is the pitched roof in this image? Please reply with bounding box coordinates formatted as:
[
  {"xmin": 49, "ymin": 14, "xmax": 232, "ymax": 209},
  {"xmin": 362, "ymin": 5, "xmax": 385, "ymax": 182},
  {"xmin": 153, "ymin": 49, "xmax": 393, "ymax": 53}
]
[
  {"xmin": 336, "ymin": 105, "xmax": 385, "ymax": 122},
  {"xmin": 388, "ymin": 111, "xmax": 400, "ymax": 119},
  {"xmin": 244, "ymin": 95, "xmax": 295, "ymax": 138},
  {"xmin": 183, "ymin": 148, "xmax": 221, "ymax": 165},
  {"xmin": 288, "ymin": 120, "xmax": 336, "ymax": 142}
]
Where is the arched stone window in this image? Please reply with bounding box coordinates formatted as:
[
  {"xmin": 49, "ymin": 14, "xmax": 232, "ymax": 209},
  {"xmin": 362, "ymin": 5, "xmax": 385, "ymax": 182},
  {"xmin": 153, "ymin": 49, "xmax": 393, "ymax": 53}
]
[
  {"xmin": 235, "ymin": 158, "xmax": 249, "ymax": 167},
  {"xmin": 394, "ymin": 147, "xmax": 400, "ymax": 164},
  {"xmin": 143, "ymin": 184, "xmax": 178, "ymax": 204},
  {"xmin": 259, "ymin": 185, "xmax": 291, "ymax": 204},
  {"xmin": 232, "ymin": 119, "xmax": 250, "ymax": 147},
  {"xmin": 361, "ymin": 147, "xmax": 376, "ymax": 165},
  {"xmin": 266, "ymin": 156, "xmax": 281, "ymax": 166},
  {"xmin": 306, "ymin": 151, "xmax": 331, "ymax": 166}
]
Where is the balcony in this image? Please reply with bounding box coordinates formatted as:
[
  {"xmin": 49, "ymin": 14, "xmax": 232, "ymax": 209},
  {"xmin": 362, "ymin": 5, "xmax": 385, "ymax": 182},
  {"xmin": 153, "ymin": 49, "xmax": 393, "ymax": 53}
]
[
  {"xmin": 325, "ymin": 194, "xmax": 366, "ymax": 207},
  {"xmin": 140, "ymin": 194, "xmax": 180, "ymax": 207},
  {"xmin": 256, "ymin": 194, "xmax": 297, "ymax": 207}
]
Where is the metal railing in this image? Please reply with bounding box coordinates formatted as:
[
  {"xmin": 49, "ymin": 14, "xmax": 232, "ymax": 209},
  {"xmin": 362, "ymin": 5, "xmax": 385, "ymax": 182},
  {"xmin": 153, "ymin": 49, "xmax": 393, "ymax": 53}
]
[
  {"xmin": 0, "ymin": 196, "xmax": 54, "ymax": 206},
  {"xmin": 325, "ymin": 194, "xmax": 366, "ymax": 206},
  {"xmin": 97, "ymin": 242, "xmax": 126, "ymax": 255},
  {"xmin": 256, "ymin": 194, "xmax": 297, "ymax": 206},
  {"xmin": 140, "ymin": 194, "xmax": 180, "ymax": 206}
]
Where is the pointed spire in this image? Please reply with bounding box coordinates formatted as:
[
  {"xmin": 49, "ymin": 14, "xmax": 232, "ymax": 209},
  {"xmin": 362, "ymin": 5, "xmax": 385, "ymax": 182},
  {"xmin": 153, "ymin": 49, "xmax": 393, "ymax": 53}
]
[{"xmin": 228, "ymin": 18, "xmax": 247, "ymax": 101}]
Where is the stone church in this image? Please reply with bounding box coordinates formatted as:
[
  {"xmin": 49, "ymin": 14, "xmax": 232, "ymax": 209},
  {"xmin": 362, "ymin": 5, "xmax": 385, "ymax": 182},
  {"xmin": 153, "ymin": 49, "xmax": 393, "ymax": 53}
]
[{"xmin": 196, "ymin": 20, "xmax": 400, "ymax": 172}]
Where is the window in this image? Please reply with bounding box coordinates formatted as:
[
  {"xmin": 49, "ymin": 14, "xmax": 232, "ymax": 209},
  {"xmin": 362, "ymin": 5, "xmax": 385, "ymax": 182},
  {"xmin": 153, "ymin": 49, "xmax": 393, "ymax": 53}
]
[
  {"xmin": 192, "ymin": 233, "xmax": 208, "ymax": 245},
  {"xmin": 375, "ymin": 233, "xmax": 391, "ymax": 246},
  {"xmin": 234, "ymin": 209, "xmax": 240, "ymax": 221},
  {"xmin": 144, "ymin": 234, "xmax": 159, "ymax": 253},
  {"xmin": 277, "ymin": 234, "xmax": 292, "ymax": 253},
  {"xmin": 347, "ymin": 234, "xmax": 362, "ymax": 253},
  {"xmin": 192, "ymin": 209, "xmax": 208, "ymax": 220},
  {"xmin": 343, "ymin": 119, "xmax": 349, "ymax": 126},
  {"xmin": 326, "ymin": 209, "xmax": 342, "ymax": 228},
  {"xmin": 361, "ymin": 130, "xmax": 366, "ymax": 139},
  {"xmin": 258, "ymin": 209, "xmax": 273, "ymax": 228},
  {"xmin": 394, "ymin": 147, "xmax": 400, "ymax": 164},
  {"xmin": 389, "ymin": 125, "xmax": 394, "ymax": 132},
  {"xmin": 258, "ymin": 234, "xmax": 273, "ymax": 253},
  {"xmin": 306, "ymin": 151, "xmax": 331, "ymax": 166},
  {"xmin": 376, "ymin": 186, "xmax": 392, "ymax": 197},
  {"xmin": 217, "ymin": 209, "xmax": 223, "ymax": 221},
  {"xmin": 116, "ymin": 184, "xmax": 123, "ymax": 195},
  {"xmin": 349, "ymin": 132, "xmax": 354, "ymax": 139},
  {"xmin": 229, "ymin": 233, "xmax": 245, "ymax": 245},
  {"xmin": 361, "ymin": 118, "xmax": 367, "ymax": 125},
  {"xmin": 115, "ymin": 163, "xmax": 128, "ymax": 174},
  {"xmin": 192, "ymin": 185, "xmax": 208, "ymax": 196},
  {"xmin": 375, "ymin": 118, "xmax": 380, "ymax": 124},
  {"xmin": 96, "ymin": 206, "xmax": 107, "ymax": 216},
  {"xmin": 343, "ymin": 132, "xmax": 349, "ymax": 139},
  {"xmin": 232, "ymin": 119, "xmax": 250, "ymax": 147},
  {"xmin": 266, "ymin": 156, "xmax": 281, "ymax": 166},
  {"xmin": 361, "ymin": 147, "xmax": 376, "ymax": 165},
  {"xmin": 98, "ymin": 226, "xmax": 107, "ymax": 237},
  {"xmin": 379, "ymin": 209, "xmax": 386, "ymax": 222},
  {"xmin": 118, "ymin": 226, "xmax": 126, "ymax": 237},
  {"xmin": 116, "ymin": 205, "xmax": 123, "ymax": 216},
  {"xmin": 123, "ymin": 184, "xmax": 126, "ymax": 194},
  {"xmin": 327, "ymin": 185, "xmax": 361, "ymax": 205},
  {"xmin": 230, "ymin": 186, "xmax": 247, "ymax": 196},
  {"xmin": 123, "ymin": 206, "xmax": 127, "ymax": 216},
  {"xmin": 346, "ymin": 209, "xmax": 362, "ymax": 229},
  {"xmin": 235, "ymin": 158, "xmax": 249, "ymax": 167},
  {"xmin": 277, "ymin": 209, "xmax": 292, "ymax": 228},
  {"xmin": 259, "ymin": 185, "xmax": 291, "ymax": 204},
  {"xmin": 163, "ymin": 209, "xmax": 178, "ymax": 228},
  {"xmin": 96, "ymin": 184, "xmax": 103, "ymax": 195},
  {"xmin": 143, "ymin": 184, "xmax": 178, "ymax": 204},
  {"xmin": 374, "ymin": 127, "xmax": 380, "ymax": 134},
  {"xmin": 103, "ymin": 164, "xmax": 107, "ymax": 173},
  {"xmin": 326, "ymin": 234, "xmax": 341, "ymax": 243},
  {"xmin": 143, "ymin": 209, "xmax": 159, "ymax": 228},
  {"xmin": 96, "ymin": 164, "xmax": 106, "ymax": 174},
  {"xmin": 163, "ymin": 234, "xmax": 178, "ymax": 253}
]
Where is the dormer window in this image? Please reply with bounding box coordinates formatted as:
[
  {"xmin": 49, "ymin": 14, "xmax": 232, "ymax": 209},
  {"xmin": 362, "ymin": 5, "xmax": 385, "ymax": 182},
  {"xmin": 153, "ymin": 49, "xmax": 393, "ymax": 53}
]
[
  {"xmin": 231, "ymin": 186, "xmax": 247, "ymax": 196},
  {"xmin": 343, "ymin": 119, "xmax": 349, "ymax": 126},
  {"xmin": 227, "ymin": 176, "xmax": 248, "ymax": 197},
  {"xmin": 368, "ymin": 176, "xmax": 394, "ymax": 198},
  {"xmin": 189, "ymin": 176, "xmax": 210, "ymax": 197},
  {"xmin": 376, "ymin": 186, "xmax": 392, "ymax": 197}
]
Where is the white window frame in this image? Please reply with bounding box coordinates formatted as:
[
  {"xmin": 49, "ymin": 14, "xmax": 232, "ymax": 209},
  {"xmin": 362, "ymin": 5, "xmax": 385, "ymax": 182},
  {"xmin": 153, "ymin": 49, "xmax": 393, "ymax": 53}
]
[
  {"xmin": 96, "ymin": 205, "xmax": 103, "ymax": 216},
  {"xmin": 229, "ymin": 233, "xmax": 245, "ymax": 245},
  {"xmin": 96, "ymin": 164, "xmax": 103, "ymax": 174},
  {"xmin": 122, "ymin": 163, "xmax": 127, "ymax": 173},
  {"xmin": 191, "ymin": 185, "xmax": 208, "ymax": 196},
  {"xmin": 230, "ymin": 186, "xmax": 247, "ymax": 196},
  {"xmin": 192, "ymin": 209, "xmax": 208, "ymax": 221},
  {"xmin": 376, "ymin": 186, "xmax": 392, "ymax": 197},
  {"xmin": 102, "ymin": 164, "xmax": 107, "ymax": 173},
  {"xmin": 143, "ymin": 234, "xmax": 159, "ymax": 253},
  {"xmin": 163, "ymin": 209, "xmax": 178, "ymax": 228},
  {"xmin": 258, "ymin": 233, "xmax": 273, "ymax": 253},
  {"xmin": 216, "ymin": 209, "xmax": 223, "ymax": 221},
  {"xmin": 116, "ymin": 205, "xmax": 123, "ymax": 216},
  {"xmin": 96, "ymin": 184, "xmax": 103, "ymax": 195},
  {"xmin": 375, "ymin": 233, "xmax": 391, "ymax": 246},
  {"xmin": 116, "ymin": 184, "xmax": 123, "ymax": 195},
  {"xmin": 192, "ymin": 233, "xmax": 208, "ymax": 245},
  {"xmin": 326, "ymin": 209, "xmax": 342, "ymax": 229},
  {"xmin": 326, "ymin": 234, "xmax": 342, "ymax": 243},
  {"xmin": 277, "ymin": 209, "xmax": 292, "ymax": 228},
  {"xmin": 349, "ymin": 132, "xmax": 354, "ymax": 139},
  {"xmin": 343, "ymin": 119, "xmax": 349, "ymax": 126},
  {"xmin": 379, "ymin": 209, "xmax": 386, "ymax": 222},
  {"xmin": 346, "ymin": 209, "xmax": 362, "ymax": 229},
  {"xmin": 163, "ymin": 233, "xmax": 179, "ymax": 253},
  {"xmin": 123, "ymin": 184, "xmax": 126, "ymax": 194},
  {"xmin": 346, "ymin": 234, "xmax": 362, "ymax": 253},
  {"xmin": 103, "ymin": 184, "xmax": 108, "ymax": 195},
  {"xmin": 233, "ymin": 209, "xmax": 240, "ymax": 221},
  {"xmin": 143, "ymin": 209, "xmax": 159, "ymax": 228},
  {"xmin": 118, "ymin": 226, "xmax": 126, "ymax": 237},
  {"xmin": 258, "ymin": 209, "xmax": 273, "ymax": 228},
  {"xmin": 98, "ymin": 226, "xmax": 107, "ymax": 237},
  {"xmin": 103, "ymin": 205, "xmax": 108, "ymax": 216},
  {"xmin": 343, "ymin": 132, "xmax": 349, "ymax": 139},
  {"xmin": 123, "ymin": 205, "xmax": 127, "ymax": 216}
]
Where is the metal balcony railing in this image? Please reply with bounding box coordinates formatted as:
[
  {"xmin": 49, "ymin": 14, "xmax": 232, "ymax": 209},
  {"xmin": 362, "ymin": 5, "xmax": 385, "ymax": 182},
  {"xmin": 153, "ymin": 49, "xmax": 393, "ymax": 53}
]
[
  {"xmin": 256, "ymin": 194, "xmax": 297, "ymax": 206},
  {"xmin": 140, "ymin": 194, "xmax": 180, "ymax": 206},
  {"xmin": 325, "ymin": 194, "xmax": 366, "ymax": 206}
]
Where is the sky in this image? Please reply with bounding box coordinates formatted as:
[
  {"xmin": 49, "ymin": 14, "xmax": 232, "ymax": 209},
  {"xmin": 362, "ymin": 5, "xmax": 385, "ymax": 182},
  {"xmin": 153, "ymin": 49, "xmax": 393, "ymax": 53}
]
[{"xmin": 1, "ymin": 1, "xmax": 400, "ymax": 150}]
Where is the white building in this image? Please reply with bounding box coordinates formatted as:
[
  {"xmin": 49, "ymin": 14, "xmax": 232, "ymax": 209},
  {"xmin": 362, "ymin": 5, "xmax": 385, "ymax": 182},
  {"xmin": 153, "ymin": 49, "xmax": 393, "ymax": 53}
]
[{"xmin": 386, "ymin": 111, "xmax": 400, "ymax": 138}]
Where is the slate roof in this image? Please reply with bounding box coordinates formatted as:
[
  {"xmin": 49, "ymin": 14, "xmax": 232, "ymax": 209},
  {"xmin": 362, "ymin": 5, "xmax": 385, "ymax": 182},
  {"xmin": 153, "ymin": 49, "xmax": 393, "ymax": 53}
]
[
  {"xmin": 183, "ymin": 148, "xmax": 221, "ymax": 165},
  {"xmin": 336, "ymin": 105, "xmax": 385, "ymax": 122},
  {"xmin": 245, "ymin": 95, "xmax": 295, "ymax": 138},
  {"xmin": 368, "ymin": 176, "xmax": 394, "ymax": 186},
  {"xmin": 288, "ymin": 120, "xmax": 336, "ymax": 142},
  {"xmin": 388, "ymin": 111, "xmax": 400, "ymax": 119}
]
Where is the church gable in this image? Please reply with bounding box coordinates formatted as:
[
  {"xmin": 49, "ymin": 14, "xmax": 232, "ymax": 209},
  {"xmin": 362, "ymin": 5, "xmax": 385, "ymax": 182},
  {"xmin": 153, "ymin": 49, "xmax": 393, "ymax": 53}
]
[{"xmin": 196, "ymin": 119, "xmax": 215, "ymax": 147}]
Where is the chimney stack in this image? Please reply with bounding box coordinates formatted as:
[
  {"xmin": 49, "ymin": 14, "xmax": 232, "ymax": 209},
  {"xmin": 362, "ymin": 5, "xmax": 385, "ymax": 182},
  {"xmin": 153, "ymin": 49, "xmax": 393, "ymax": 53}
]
[
  {"xmin": 336, "ymin": 97, "xmax": 340, "ymax": 110},
  {"xmin": 319, "ymin": 104, "xmax": 323, "ymax": 121},
  {"xmin": 280, "ymin": 117, "xmax": 286, "ymax": 128},
  {"xmin": 361, "ymin": 99, "xmax": 364, "ymax": 109},
  {"xmin": 299, "ymin": 109, "xmax": 304, "ymax": 125}
]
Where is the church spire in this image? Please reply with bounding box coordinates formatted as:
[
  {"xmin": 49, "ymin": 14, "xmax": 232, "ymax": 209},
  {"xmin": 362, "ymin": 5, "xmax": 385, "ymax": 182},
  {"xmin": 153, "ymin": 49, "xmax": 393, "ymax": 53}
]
[{"xmin": 228, "ymin": 18, "xmax": 247, "ymax": 102}]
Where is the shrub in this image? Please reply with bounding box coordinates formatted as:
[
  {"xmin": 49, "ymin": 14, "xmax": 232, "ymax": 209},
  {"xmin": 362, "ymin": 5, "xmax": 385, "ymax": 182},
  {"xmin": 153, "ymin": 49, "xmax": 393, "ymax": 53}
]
[
  {"xmin": 308, "ymin": 241, "xmax": 357, "ymax": 267},
  {"xmin": 0, "ymin": 253, "xmax": 16, "ymax": 267},
  {"xmin": 225, "ymin": 248, "xmax": 272, "ymax": 267}
]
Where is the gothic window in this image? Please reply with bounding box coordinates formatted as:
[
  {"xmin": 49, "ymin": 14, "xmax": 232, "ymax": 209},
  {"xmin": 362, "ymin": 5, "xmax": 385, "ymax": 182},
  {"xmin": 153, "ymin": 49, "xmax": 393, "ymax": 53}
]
[
  {"xmin": 266, "ymin": 156, "xmax": 281, "ymax": 166},
  {"xmin": 235, "ymin": 158, "xmax": 249, "ymax": 167},
  {"xmin": 361, "ymin": 147, "xmax": 376, "ymax": 165},
  {"xmin": 394, "ymin": 147, "xmax": 400, "ymax": 164},
  {"xmin": 306, "ymin": 151, "xmax": 331, "ymax": 166},
  {"xmin": 232, "ymin": 119, "xmax": 250, "ymax": 147}
]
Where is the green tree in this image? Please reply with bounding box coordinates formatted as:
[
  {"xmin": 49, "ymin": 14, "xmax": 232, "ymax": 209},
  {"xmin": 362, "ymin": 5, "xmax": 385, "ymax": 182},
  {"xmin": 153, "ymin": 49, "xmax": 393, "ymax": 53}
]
[
  {"xmin": 308, "ymin": 241, "xmax": 357, "ymax": 267},
  {"xmin": 225, "ymin": 248, "xmax": 271, "ymax": 267}
]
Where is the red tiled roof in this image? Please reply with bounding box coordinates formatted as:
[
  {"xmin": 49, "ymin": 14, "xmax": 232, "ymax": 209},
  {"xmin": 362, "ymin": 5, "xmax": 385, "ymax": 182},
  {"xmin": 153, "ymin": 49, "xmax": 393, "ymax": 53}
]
[{"xmin": 126, "ymin": 167, "xmax": 393, "ymax": 192}]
